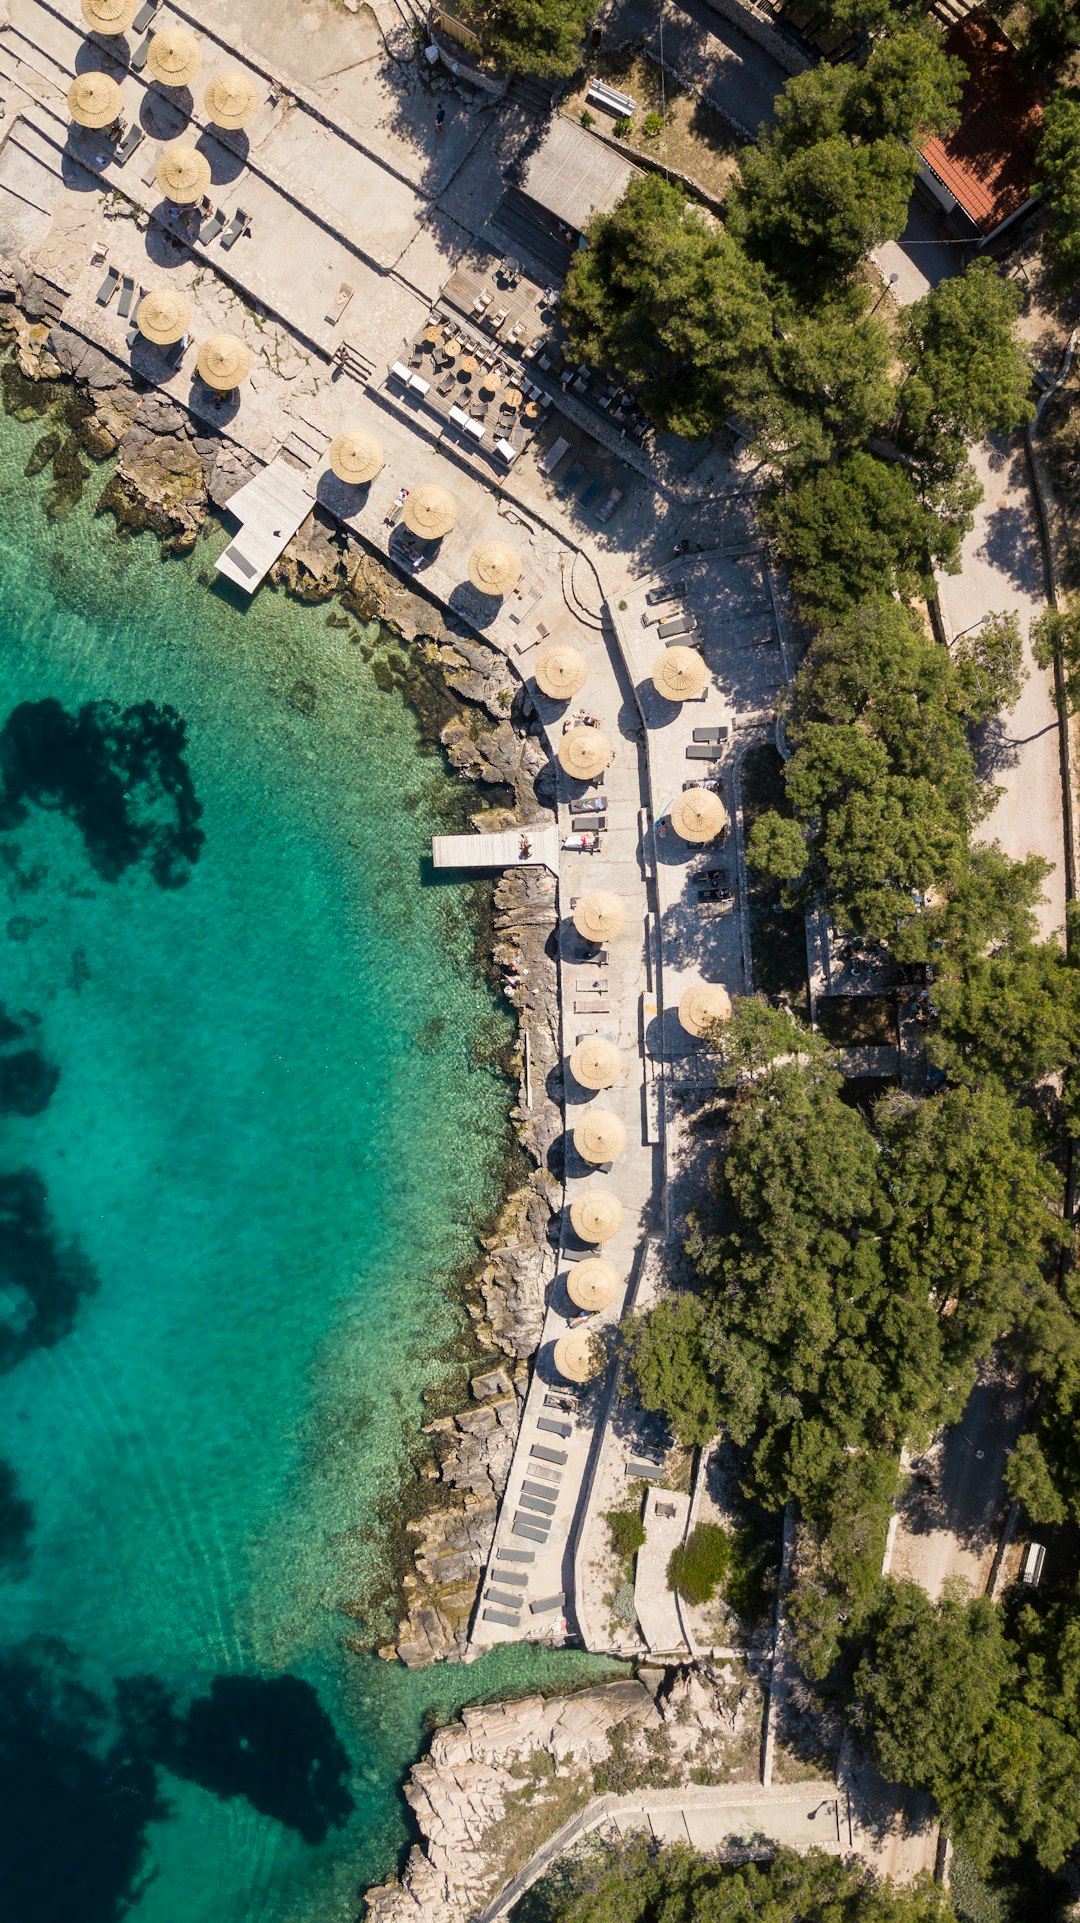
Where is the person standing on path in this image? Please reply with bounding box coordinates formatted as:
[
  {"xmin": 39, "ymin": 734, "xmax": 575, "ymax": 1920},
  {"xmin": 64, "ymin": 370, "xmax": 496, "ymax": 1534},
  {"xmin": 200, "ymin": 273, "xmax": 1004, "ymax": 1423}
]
[{"xmin": 435, "ymin": 104, "xmax": 445, "ymax": 135}]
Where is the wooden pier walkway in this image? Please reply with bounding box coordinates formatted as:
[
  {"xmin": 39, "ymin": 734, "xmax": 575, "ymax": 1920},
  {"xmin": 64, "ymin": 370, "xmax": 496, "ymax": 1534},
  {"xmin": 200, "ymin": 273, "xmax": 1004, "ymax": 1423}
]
[
  {"xmin": 215, "ymin": 459, "xmax": 317, "ymax": 594},
  {"xmin": 431, "ymin": 824, "xmax": 559, "ymax": 875}
]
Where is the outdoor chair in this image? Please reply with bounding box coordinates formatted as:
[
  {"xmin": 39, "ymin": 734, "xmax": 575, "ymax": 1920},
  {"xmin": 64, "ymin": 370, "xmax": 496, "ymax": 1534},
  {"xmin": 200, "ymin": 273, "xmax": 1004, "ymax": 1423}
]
[
  {"xmin": 437, "ymin": 373, "xmax": 455, "ymax": 396},
  {"xmin": 131, "ymin": 0, "xmax": 159, "ymax": 27},
  {"xmin": 199, "ymin": 207, "xmax": 226, "ymax": 245},
  {"xmin": 130, "ymin": 32, "xmax": 150, "ymax": 69},
  {"xmin": 95, "ymin": 264, "xmax": 120, "ymax": 306},
  {"xmin": 116, "ymin": 274, "xmax": 136, "ymax": 319}
]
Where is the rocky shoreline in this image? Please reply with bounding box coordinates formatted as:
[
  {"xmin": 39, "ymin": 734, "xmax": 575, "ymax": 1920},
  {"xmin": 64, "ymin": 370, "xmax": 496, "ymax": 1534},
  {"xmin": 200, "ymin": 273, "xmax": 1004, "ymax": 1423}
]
[
  {"xmin": 0, "ymin": 266, "xmax": 563, "ymax": 1672},
  {"xmin": 365, "ymin": 1669, "xmax": 764, "ymax": 1923}
]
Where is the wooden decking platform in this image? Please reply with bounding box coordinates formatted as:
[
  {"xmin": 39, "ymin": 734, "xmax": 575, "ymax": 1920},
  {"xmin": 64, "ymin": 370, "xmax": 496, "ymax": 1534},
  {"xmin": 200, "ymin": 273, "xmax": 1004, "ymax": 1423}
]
[
  {"xmin": 215, "ymin": 458, "xmax": 317, "ymax": 594},
  {"xmin": 431, "ymin": 823, "xmax": 559, "ymax": 875}
]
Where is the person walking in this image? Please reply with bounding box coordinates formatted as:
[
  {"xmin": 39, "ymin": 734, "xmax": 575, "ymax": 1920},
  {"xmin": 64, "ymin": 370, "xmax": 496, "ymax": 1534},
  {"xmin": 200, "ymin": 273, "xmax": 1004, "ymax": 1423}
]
[{"xmin": 435, "ymin": 103, "xmax": 445, "ymax": 135}]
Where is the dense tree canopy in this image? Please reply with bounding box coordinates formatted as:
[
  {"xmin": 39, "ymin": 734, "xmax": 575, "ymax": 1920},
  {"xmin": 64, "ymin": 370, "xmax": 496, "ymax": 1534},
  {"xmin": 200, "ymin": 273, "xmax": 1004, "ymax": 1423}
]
[
  {"xmin": 896, "ymin": 262, "xmax": 1033, "ymax": 467},
  {"xmin": 763, "ymin": 454, "xmax": 969, "ymax": 625},
  {"xmin": 732, "ymin": 134, "xmax": 918, "ymax": 289},
  {"xmin": 853, "ymin": 1585, "xmax": 1080, "ymax": 1873},
  {"xmin": 458, "ymin": 0, "xmax": 590, "ymax": 76},
  {"xmin": 749, "ymin": 602, "xmax": 981, "ymax": 939},
  {"xmin": 524, "ymin": 1838, "xmax": 954, "ymax": 1923},
  {"xmin": 560, "ymin": 177, "xmax": 772, "ymax": 439},
  {"xmin": 950, "ymin": 611, "xmax": 1026, "ymax": 724},
  {"xmin": 630, "ymin": 1052, "xmax": 1058, "ymax": 1515},
  {"xmin": 1037, "ymin": 93, "xmax": 1080, "ymax": 282}
]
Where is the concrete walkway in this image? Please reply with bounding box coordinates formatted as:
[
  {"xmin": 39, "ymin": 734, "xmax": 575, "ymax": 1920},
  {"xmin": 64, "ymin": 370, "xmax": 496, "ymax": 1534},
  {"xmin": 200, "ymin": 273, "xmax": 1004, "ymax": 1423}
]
[{"xmin": 475, "ymin": 1779, "xmax": 846, "ymax": 1922}]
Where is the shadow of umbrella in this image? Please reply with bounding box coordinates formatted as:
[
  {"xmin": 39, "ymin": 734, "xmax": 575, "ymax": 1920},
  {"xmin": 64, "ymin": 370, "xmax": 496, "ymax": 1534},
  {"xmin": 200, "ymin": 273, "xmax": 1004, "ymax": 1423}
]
[
  {"xmin": 315, "ymin": 470, "xmax": 370, "ymax": 520},
  {"xmin": 448, "ymin": 580, "xmax": 500, "ymax": 633},
  {"xmin": 139, "ymin": 88, "xmax": 190, "ymax": 137},
  {"xmin": 74, "ymin": 40, "xmax": 126, "ymax": 76},
  {"xmin": 188, "ymin": 378, "xmax": 241, "ymax": 429},
  {"xmin": 195, "ymin": 128, "xmax": 247, "ymax": 186}
]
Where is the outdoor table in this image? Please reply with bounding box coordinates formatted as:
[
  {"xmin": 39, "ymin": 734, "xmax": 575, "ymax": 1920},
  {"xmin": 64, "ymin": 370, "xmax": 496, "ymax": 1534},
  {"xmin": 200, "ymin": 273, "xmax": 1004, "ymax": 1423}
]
[
  {"xmin": 460, "ymin": 353, "xmax": 477, "ymax": 374},
  {"xmin": 504, "ymin": 386, "xmax": 523, "ymax": 408},
  {"xmin": 524, "ymin": 400, "xmax": 539, "ymax": 418},
  {"xmin": 423, "ymin": 324, "xmax": 440, "ymax": 343},
  {"xmin": 480, "ymin": 369, "xmax": 502, "ymax": 392}
]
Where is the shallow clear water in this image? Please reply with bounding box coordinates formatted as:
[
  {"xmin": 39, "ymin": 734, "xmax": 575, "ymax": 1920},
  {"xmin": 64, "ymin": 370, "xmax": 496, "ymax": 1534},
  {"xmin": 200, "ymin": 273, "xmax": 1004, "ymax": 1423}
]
[{"xmin": 0, "ymin": 393, "xmax": 622, "ymax": 1923}]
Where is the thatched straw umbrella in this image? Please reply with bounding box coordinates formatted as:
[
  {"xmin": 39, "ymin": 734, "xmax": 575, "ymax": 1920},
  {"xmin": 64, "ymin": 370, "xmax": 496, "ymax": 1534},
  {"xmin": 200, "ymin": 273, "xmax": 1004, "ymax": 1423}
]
[
  {"xmin": 196, "ymin": 333, "xmax": 251, "ymax": 391},
  {"xmin": 566, "ymin": 1256, "xmax": 619, "ymax": 1312},
  {"xmin": 573, "ymin": 1109, "xmax": 627, "ymax": 1166},
  {"xmin": 156, "ymin": 144, "xmax": 211, "ymax": 204},
  {"xmin": 468, "ymin": 541, "xmax": 520, "ymax": 597},
  {"xmin": 147, "ymin": 26, "xmax": 201, "ymax": 86},
  {"xmin": 652, "ymin": 645, "xmax": 707, "ymax": 703},
  {"xmin": 534, "ymin": 644, "xmax": 586, "ymax": 702},
  {"xmin": 570, "ymin": 1189, "xmax": 622, "ymax": 1245},
  {"xmin": 553, "ymin": 1328, "xmax": 601, "ymax": 1384},
  {"xmin": 558, "ymin": 727, "xmax": 611, "ymax": 781},
  {"xmin": 328, "ymin": 430, "xmax": 383, "ymax": 486},
  {"xmin": 669, "ymin": 787, "xmax": 727, "ymax": 844},
  {"xmin": 404, "ymin": 484, "xmax": 456, "ymax": 540},
  {"xmin": 572, "ymin": 891, "xmax": 625, "ymax": 944},
  {"xmin": 203, "ymin": 70, "xmax": 261, "ymax": 129},
  {"xmin": 136, "ymin": 285, "xmax": 190, "ymax": 346},
  {"xmin": 569, "ymin": 1036, "xmax": 620, "ymax": 1091},
  {"xmin": 679, "ymin": 981, "xmax": 733, "ymax": 1038},
  {"xmin": 67, "ymin": 71, "xmax": 123, "ymax": 128},
  {"xmin": 81, "ymin": 0, "xmax": 136, "ymax": 34}
]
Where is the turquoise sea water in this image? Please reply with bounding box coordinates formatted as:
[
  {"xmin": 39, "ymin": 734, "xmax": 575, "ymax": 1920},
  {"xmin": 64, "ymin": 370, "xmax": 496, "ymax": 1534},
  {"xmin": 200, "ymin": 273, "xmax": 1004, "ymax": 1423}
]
[{"xmin": 0, "ymin": 392, "xmax": 621, "ymax": 1923}]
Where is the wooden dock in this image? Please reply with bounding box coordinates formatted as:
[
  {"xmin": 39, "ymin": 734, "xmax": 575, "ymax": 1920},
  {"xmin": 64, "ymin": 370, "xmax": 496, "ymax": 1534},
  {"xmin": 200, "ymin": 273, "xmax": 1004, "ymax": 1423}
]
[
  {"xmin": 431, "ymin": 823, "xmax": 559, "ymax": 876},
  {"xmin": 215, "ymin": 459, "xmax": 317, "ymax": 594}
]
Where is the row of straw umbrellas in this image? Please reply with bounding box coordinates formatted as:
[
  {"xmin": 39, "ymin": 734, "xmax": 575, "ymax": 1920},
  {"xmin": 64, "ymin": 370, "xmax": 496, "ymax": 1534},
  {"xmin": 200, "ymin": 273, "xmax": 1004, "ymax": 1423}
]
[{"xmin": 73, "ymin": 16, "xmax": 260, "ymax": 127}]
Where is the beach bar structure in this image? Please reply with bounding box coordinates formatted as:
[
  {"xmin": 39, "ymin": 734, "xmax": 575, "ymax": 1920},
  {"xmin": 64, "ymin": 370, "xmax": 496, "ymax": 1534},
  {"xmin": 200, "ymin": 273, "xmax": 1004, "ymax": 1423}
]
[{"xmin": 215, "ymin": 459, "xmax": 316, "ymax": 595}]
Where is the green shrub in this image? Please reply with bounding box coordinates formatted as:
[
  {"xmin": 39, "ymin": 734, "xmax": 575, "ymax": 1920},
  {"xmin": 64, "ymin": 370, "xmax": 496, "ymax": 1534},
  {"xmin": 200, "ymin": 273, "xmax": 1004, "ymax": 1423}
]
[
  {"xmin": 611, "ymin": 1581, "xmax": 637, "ymax": 1626},
  {"xmin": 580, "ymin": 107, "xmax": 595, "ymax": 128},
  {"xmin": 643, "ymin": 111, "xmax": 664, "ymax": 137},
  {"xmin": 606, "ymin": 1506, "xmax": 646, "ymax": 1565},
  {"xmin": 667, "ymin": 1523, "xmax": 731, "ymax": 1604},
  {"xmin": 613, "ymin": 115, "xmax": 633, "ymax": 138}
]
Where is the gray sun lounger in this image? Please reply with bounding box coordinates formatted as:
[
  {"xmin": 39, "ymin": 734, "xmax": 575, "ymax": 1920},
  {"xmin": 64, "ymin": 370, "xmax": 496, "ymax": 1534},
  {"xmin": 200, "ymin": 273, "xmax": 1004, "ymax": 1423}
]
[
  {"xmin": 646, "ymin": 580, "xmax": 687, "ymax": 607},
  {"xmin": 627, "ymin": 1458, "xmax": 665, "ymax": 1479},
  {"xmin": 482, "ymin": 1607, "xmax": 520, "ymax": 1627},
  {"xmin": 130, "ymin": 32, "xmax": 150, "ymax": 69},
  {"xmin": 537, "ymin": 1417, "xmax": 572, "ymax": 1439},
  {"xmin": 488, "ymin": 1587, "xmax": 527, "ymax": 1609},
  {"xmin": 658, "ymin": 614, "xmax": 698, "ymax": 640},
  {"xmin": 522, "ymin": 1480, "xmax": 559, "ymax": 1501},
  {"xmin": 530, "ymin": 1593, "xmax": 566, "ymax": 1614},
  {"xmin": 512, "ymin": 1519, "xmax": 549, "ymax": 1544},
  {"xmin": 132, "ymin": 0, "xmax": 160, "ymax": 28},
  {"xmin": 693, "ymin": 727, "xmax": 724, "ymax": 744},
  {"xmin": 490, "ymin": 1566, "xmax": 528, "ymax": 1585},
  {"xmin": 519, "ymin": 1491, "xmax": 557, "ymax": 1515},
  {"xmin": 220, "ymin": 209, "xmax": 251, "ymax": 250},
  {"xmin": 497, "ymin": 1546, "xmax": 534, "ymax": 1563},
  {"xmin": 200, "ymin": 207, "xmax": 227, "ymax": 245},
  {"xmin": 95, "ymin": 265, "xmax": 120, "ymax": 306},
  {"xmin": 116, "ymin": 274, "xmax": 136, "ymax": 318},
  {"xmin": 530, "ymin": 1444, "xmax": 567, "ymax": 1465},
  {"xmin": 686, "ymin": 744, "xmax": 721, "ymax": 760},
  {"xmin": 116, "ymin": 123, "xmax": 143, "ymax": 165}
]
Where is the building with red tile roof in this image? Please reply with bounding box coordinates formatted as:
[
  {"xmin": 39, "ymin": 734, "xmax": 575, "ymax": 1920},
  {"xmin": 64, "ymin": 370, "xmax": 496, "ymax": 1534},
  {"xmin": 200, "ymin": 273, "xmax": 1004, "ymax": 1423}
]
[{"xmin": 920, "ymin": 12, "xmax": 1045, "ymax": 237}]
